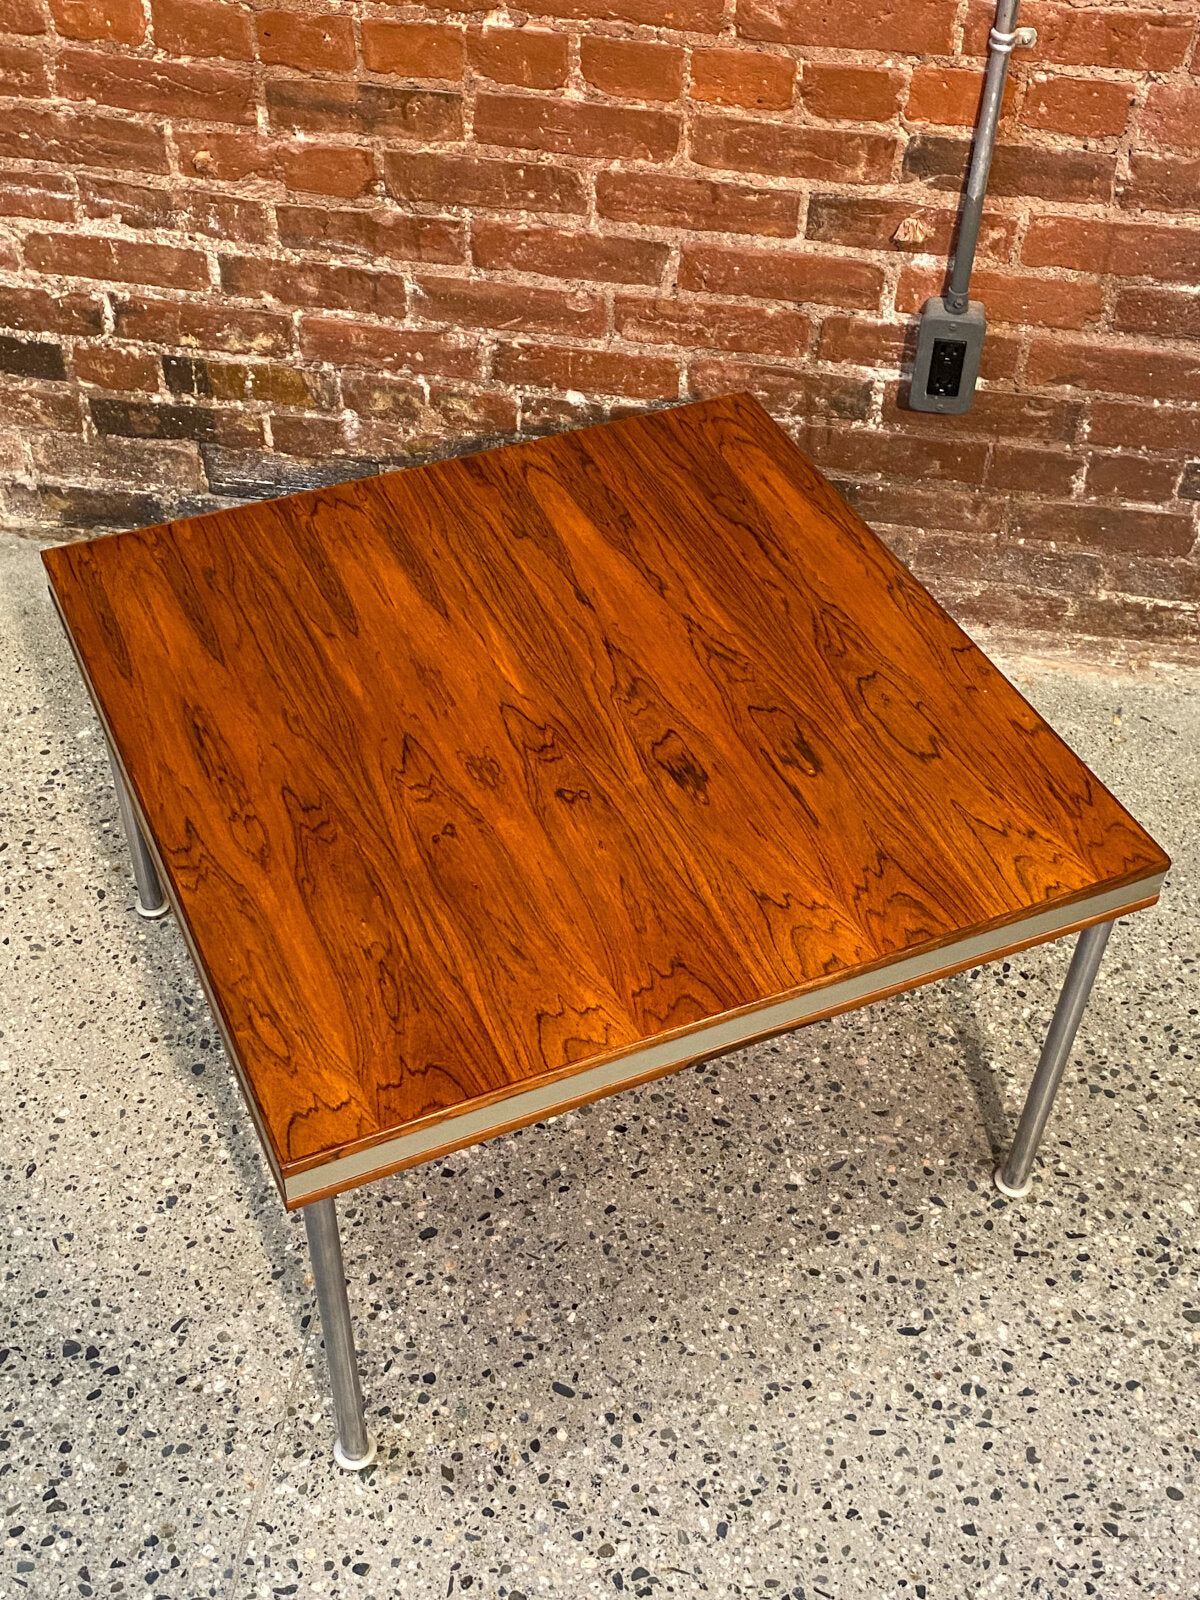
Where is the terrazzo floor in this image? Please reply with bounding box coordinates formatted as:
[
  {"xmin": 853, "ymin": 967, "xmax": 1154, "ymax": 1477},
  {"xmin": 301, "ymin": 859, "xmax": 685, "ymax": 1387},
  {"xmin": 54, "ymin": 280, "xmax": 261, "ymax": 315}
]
[{"xmin": 1, "ymin": 532, "xmax": 1197, "ymax": 1600}]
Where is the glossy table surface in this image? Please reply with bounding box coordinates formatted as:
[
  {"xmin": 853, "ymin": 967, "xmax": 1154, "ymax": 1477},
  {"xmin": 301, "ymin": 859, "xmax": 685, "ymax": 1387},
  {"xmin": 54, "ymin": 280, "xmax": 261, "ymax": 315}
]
[{"xmin": 43, "ymin": 394, "xmax": 1169, "ymax": 1207}]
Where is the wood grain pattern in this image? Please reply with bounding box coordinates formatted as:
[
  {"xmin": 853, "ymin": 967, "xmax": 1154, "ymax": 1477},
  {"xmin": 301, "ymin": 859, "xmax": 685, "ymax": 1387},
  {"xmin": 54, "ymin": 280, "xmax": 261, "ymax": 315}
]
[{"xmin": 44, "ymin": 394, "xmax": 1170, "ymax": 1205}]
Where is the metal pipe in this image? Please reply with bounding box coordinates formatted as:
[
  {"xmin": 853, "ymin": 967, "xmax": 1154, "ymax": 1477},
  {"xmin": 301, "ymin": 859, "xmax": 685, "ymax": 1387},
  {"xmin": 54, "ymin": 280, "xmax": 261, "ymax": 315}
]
[
  {"xmin": 995, "ymin": 919, "xmax": 1114, "ymax": 1198},
  {"xmin": 946, "ymin": 0, "xmax": 1021, "ymax": 314},
  {"xmin": 106, "ymin": 745, "xmax": 169, "ymax": 919},
  {"xmin": 303, "ymin": 1196, "xmax": 377, "ymax": 1470}
]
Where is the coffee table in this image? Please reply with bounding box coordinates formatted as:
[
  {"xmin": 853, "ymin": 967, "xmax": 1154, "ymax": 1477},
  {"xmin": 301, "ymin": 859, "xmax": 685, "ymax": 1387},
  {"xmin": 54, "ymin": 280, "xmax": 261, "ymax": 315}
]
[{"xmin": 43, "ymin": 394, "xmax": 1169, "ymax": 1470}]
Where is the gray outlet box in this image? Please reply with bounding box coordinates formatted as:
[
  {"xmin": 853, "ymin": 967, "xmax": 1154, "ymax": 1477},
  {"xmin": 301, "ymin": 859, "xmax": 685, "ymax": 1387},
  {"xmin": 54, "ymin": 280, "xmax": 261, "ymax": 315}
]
[{"xmin": 908, "ymin": 296, "xmax": 987, "ymax": 414}]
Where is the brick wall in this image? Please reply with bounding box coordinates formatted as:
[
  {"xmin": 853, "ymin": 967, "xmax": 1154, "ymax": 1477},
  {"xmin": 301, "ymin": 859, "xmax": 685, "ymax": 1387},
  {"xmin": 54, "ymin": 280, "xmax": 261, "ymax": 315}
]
[{"xmin": 1, "ymin": 0, "xmax": 1198, "ymax": 653}]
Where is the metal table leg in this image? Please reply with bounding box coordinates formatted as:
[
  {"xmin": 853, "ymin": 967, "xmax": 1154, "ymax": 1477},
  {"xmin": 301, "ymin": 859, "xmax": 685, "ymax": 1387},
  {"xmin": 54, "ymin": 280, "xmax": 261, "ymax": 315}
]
[
  {"xmin": 303, "ymin": 1196, "xmax": 377, "ymax": 1470},
  {"xmin": 994, "ymin": 918, "xmax": 1115, "ymax": 1198},
  {"xmin": 106, "ymin": 746, "xmax": 169, "ymax": 920}
]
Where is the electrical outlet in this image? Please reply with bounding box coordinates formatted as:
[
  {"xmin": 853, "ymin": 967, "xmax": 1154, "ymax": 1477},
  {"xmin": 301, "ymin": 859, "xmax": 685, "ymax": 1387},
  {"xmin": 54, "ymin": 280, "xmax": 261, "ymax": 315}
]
[{"xmin": 907, "ymin": 296, "xmax": 986, "ymax": 414}]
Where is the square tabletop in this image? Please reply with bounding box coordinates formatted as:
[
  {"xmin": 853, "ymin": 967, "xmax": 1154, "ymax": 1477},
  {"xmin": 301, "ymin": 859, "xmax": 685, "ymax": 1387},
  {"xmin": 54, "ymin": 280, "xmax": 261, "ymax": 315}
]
[{"xmin": 44, "ymin": 394, "xmax": 1169, "ymax": 1207}]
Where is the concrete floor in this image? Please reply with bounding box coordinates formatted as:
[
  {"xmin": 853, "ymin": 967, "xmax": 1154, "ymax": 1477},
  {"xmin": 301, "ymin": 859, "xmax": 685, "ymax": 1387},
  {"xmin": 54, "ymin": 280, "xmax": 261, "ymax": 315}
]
[{"xmin": 1, "ymin": 531, "xmax": 1198, "ymax": 1600}]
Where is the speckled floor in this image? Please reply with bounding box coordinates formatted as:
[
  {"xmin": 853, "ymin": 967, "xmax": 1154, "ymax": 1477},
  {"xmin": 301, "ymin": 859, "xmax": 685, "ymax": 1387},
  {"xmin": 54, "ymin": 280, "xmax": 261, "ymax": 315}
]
[{"xmin": 1, "ymin": 532, "xmax": 1197, "ymax": 1600}]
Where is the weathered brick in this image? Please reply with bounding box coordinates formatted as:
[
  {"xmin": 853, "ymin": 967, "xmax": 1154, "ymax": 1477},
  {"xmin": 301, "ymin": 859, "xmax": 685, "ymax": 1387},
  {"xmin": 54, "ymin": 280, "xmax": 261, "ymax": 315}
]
[
  {"xmin": 690, "ymin": 48, "xmax": 794, "ymax": 111},
  {"xmin": 903, "ymin": 134, "xmax": 1113, "ymax": 203},
  {"xmin": 693, "ymin": 115, "xmax": 896, "ymax": 184},
  {"xmin": 1138, "ymin": 83, "xmax": 1200, "ymax": 156},
  {"xmin": 249, "ymin": 365, "xmax": 336, "ymax": 410},
  {"xmin": 688, "ymin": 359, "xmax": 871, "ymax": 419},
  {"xmin": 362, "ymin": 20, "xmax": 464, "ymax": 79},
  {"xmin": 800, "ymin": 64, "xmax": 905, "ymax": 122},
  {"xmin": 1026, "ymin": 336, "xmax": 1200, "ymax": 403},
  {"xmin": 58, "ymin": 49, "xmax": 256, "ymax": 124},
  {"xmin": 79, "ymin": 177, "xmax": 269, "ymax": 243},
  {"xmin": 897, "ymin": 263, "xmax": 1105, "ymax": 330},
  {"xmin": 73, "ymin": 345, "xmax": 159, "ymax": 391},
  {"xmin": 1024, "ymin": 216, "xmax": 1200, "ymax": 283},
  {"xmin": 162, "ymin": 353, "xmax": 247, "ymax": 399},
  {"xmin": 1023, "ymin": 75, "xmax": 1134, "ymax": 138},
  {"xmin": 298, "ymin": 314, "xmax": 482, "ymax": 379},
  {"xmin": 0, "ymin": 41, "xmax": 49, "ymax": 95},
  {"xmin": 1085, "ymin": 453, "xmax": 1182, "ymax": 504},
  {"xmin": 679, "ymin": 243, "xmax": 884, "ymax": 310},
  {"xmin": 519, "ymin": 0, "xmax": 721, "ymax": 27},
  {"xmin": 91, "ymin": 395, "xmax": 260, "ymax": 446},
  {"xmin": 413, "ymin": 275, "xmax": 606, "ymax": 338},
  {"xmin": 1009, "ymin": 499, "xmax": 1195, "ymax": 557},
  {"xmin": 580, "ymin": 36, "xmax": 684, "ymax": 102},
  {"xmin": 1113, "ymin": 287, "xmax": 1200, "ymax": 339},
  {"xmin": 883, "ymin": 386, "xmax": 1083, "ymax": 445},
  {"xmin": 176, "ymin": 132, "xmax": 377, "ymax": 198},
  {"xmin": 0, "ymin": 106, "xmax": 169, "ymax": 173},
  {"xmin": 112, "ymin": 295, "xmax": 294, "ymax": 356},
  {"xmin": 219, "ymin": 255, "xmax": 409, "ymax": 318},
  {"xmin": 266, "ymin": 80, "xmax": 462, "ymax": 140},
  {"xmin": 256, "ymin": 10, "xmax": 355, "ymax": 72},
  {"xmin": 1070, "ymin": 594, "xmax": 1200, "ymax": 644},
  {"xmin": 1100, "ymin": 551, "xmax": 1200, "ymax": 604},
  {"xmin": 276, "ymin": 204, "xmax": 465, "ymax": 265},
  {"xmin": 806, "ymin": 196, "xmax": 1015, "ymax": 260},
  {"xmin": 24, "ymin": 232, "xmax": 210, "ymax": 290},
  {"xmin": 738, "ymin": 0, "xmax": 956, "ymax": 53},
  {"xmin": 50, "ymin": 0, "xmax": 145, "ymax": 44},
  {"xmin": 475, "ymin": 93, "xmax": 679, "ymax": 161},
  {"xmin": 1119, "ymin": 152, "xmax": 1200, "ymax": 214},
  {"xmin": 818, "ymin": 316, "xmax": 907, "ymax": 366},
  {"xmin": 0, "ymin": 173, "xmax": 75, "ymax": 224},
  {"xmin": 595, "ymin": 170, "xmax": 797, "ymax": 236},
  {"xmin": 963, "ymin": 1, "xmax": 1193, "ymax": 70},
  {"xmin": 614, "ymin": 295, "xmax": 810, "ymax": 357},
  {"xmin": 151, "ymin": 0, "xmax": 253, "ymax": 60},
  {"xmin": 17, "ymin": 484, "xmax": 170, "ymax": 528},
  {"xmin": 201, "ymin": 445, "xmax": 379, "ymax": 498},
  {"xmin": 269, "ymin": 413, "xmax": 347, "ymax": 457},
  {"xmin": 467, "ymin": 27, "xmax": 568, "ymax": 89},
  {"xmin": 985, "ymin": 444, "xmax": 1082, "ymax": 497},
  {"xmin": 0, "ymin": 284, "xmax": 104, "ymax": 335},
  {"xmin": 494, "ymin": 341, "xmax": 678, "ymax": 400},
  {"xmin": 905, "ymin": 66, "xmax": 1017, "ymax": 127},
  {"xmin": 794, "ymin": 421, "xmax": 991, "ymax": 484},
  {"xmin": 838, "ymin": 483, "xmax": 1004, "ymax": 538},
  {"xmin": 1178, "ymin": 463, "xmax": 1200, "ymax": 501},
  {"xmin": 338, "ymin": 373, "xmax": 423, "ymax": 423},
  {"xmin": 0, "ymin": 378, "xmax": 82, "ymax": 431},
  {"xmin": 472, "ymin": 222, "xmax": 669, "ymax": 285},
  {"xmin": 384, "ymin": 150, "xmax": 585, "ymax": 213},
  {"xmin": 0, "ymin": 0, "xmax": 46, "ymax": 32},
  {"xmin": 0, "ymin": 334, "xmax": 66, "ymax": 381},
  {"xmin": 1087, "ymin": 400, "xmax": 1200, "ymax": 455}
]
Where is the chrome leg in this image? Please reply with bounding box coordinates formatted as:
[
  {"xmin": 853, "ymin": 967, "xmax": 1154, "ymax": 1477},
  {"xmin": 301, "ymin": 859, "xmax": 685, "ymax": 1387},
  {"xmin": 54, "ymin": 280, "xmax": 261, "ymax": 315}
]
[
  {"xmin": 994, "ymin": 919, "xmax": 1115, "ymax": 1198},
  {"xmin": 303, "ymin": 1196, "xmax": 377, "ymax": 1470},
  {"xmin": 106, "ymin": 746, "xmax": 169, "ymax": 919}
]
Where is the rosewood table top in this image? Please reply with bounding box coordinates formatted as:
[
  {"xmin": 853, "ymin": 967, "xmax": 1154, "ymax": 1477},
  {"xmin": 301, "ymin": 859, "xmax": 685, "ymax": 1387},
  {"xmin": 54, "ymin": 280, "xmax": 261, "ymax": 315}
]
[{"xmin": 43, "ymin": 394, "xmax": 1169, "ymax": 1208}]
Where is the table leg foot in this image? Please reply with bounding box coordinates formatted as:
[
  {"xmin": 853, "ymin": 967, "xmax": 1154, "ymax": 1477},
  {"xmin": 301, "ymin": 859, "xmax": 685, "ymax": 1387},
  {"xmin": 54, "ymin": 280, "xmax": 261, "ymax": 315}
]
[
  {"xmin": 106, "ymin": 744, "xmax": 169, "ymax": 921},
  {"xmin": 303, "ymin": 1195, "xmax": 375, "ymax": 1470},
  {"xmin": 135, "ymin": 896, "xmax": 171, "ymax": 920},
  {"xmin": 334, "ymin": 1434, "xmax": 379, "ymax": 1472},
  {"xmin": 993, "ymin": 918, "xmax": 1114, "ymax": 1198}
]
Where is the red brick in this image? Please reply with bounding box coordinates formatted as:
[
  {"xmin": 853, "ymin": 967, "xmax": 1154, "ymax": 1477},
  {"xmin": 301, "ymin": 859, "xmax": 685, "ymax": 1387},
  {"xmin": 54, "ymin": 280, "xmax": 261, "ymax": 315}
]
[
  {"xmin": 795, "ymin": 422, "xmax": 990, "ymax": 485},
  {"xmin": 978, "ymin": 332, "xmax": 1022, "ymax": 383},
  {"xmin": 800, "ymin": 64, "xmax": 904, "ymax": 122},
  {"xmin": 1024, "ymin": 216, "xmax": 1200, "ymax": 283},
  {"xmin": 298, "ymin": 314, "xmax": 482, "ymax": 379},
  {"xmin": 339, "ymin": 372, "xmax": 423, "ymax": 423},
  {"xmin": 0, "ymin": 380, "xmax": 82, "ymax": 432},
  {"xmin": 176, "ymin": 132, "xmax": 376, "ymax": 198},
  {"xmin": 898, "ymin": 263, "xmax": 1105, "ymax": 329},
  {"xmin": 0, "ymin": 106, "xmax": 168, "ymax": 172},
  {"xmin": 738, "ymin": 0, "xmax": 955, "ymax": 53},
  {"xmin": 1085, "ymin": 454, "xmax": 1182, "ymax": 504},
  {"xmin": 219, "ymin": 255, "xmax": 409, "ymax": 318},
  {"xmin": 883, "ymin": 386, "xmax": 1083, "ymax": 445},
  {"xmin": 1087, "ymin": 401, "xmax": 1200, "ymax": 455},
  {"xmin": 385, "ymin": 151, "xmax": 585, "ymax": 214},
  {"xmin": 1100, "ymin": 552, "xmax": 1200, "ymax": 604},
  {"xmin": 1139, "ymin": 83, "xmax": 1200, "ymax": 156},
  {"xmin": 471, "ymin": 222, "xmax": 668, "ymax": 285},
  {"xmin": 414, "ymin": 276, "xmax": 605, "ymax": 338},
  {"xmin": 679, "ymin": 243, "xmax": 885, "ymax": 310},
  {"xmin": 50, "ymin": 0, "xmax": 144, "ymax": 44},
  {"xmin": 112, "ymin": 295, "xmax": 294, "ymax": 356},
  {"xmin": 613, "ymin": 294, "xmax": 811, "ymax": 357},
  {"xmin": 905, "ymin": 66, "xmax": 1017, "ymax": 127},
  {"xmin": 1023, "ymin": 75, "xmax": 1134, "ymax": 139},
  {"xmin": 248, "ymin": 366, "xmax": 336, "ymax": 408},
  {"xmin": 903, "ymin": 134, "xmax": 1113, "ymax": 203},
  {"xmin": 985, "ymin": 444, "xmax": 1082, "ymax": 497},
  {"xmin": 276, "ymin": 205, "xmax": 465, "ymax": 265},
  {"xmin": 0, "ymin": 284, "xmax": 103, "ymax": 334},
  {"xmin": 58, "ymin": 49, "xmax": 255, "ymax": 125},
  {"xmin": 151, "ymin": 0, "xmax": 252, "ymax": 60},
  {"xmin": 690, "ymin": 48, "xmax": 794, "ymax": 111},
  {"xmin": 24, "ymin": 232, "xmax": 209, "ymax": 290},
  {"xmin": 806, "ymin": 196, "xmax": 1014, "ymax": 260},
  {"xmin": 692, "ymin": 115, "xmax": 897, "ymax": 183},
  {"xmin": 0, "ymin": 41, "xmax": 48, "ymax": 95},
  {"xmin": 595, "ymin": 170, "xmax": 797, "ymax": 237},
  {"xmin": 818, "ymin": 316, "xmax": 906, "ymax": 366},
  {"xmin": 266, "ymin": 80, "xmax": 462, "ymax": 139},
  {"xmin": 474, "ymin": 93, "xmax": 679, "ymax": 162},
  {"xmin": 1119, "ymin": 153, "xmax": 1200, "ymax": 215},
  {"xmin": 963, "ymin": 1, "xmax": 1193, "ymax": 70},
  {"xmin": 518, "ymin": 0, "xmax": 721, "ymax": 27},
  {"xmin": 269, "ymin": 413, "xmax": 347, "ymax": 456},
  {"xmin": 1113, "ymin": 287, "xmax": 1200, "ymax": 340},
  {"xmin": 580, "ymin": 37, "xmax": 683, "ymax": 102},
  {"xmin": 1009, "ymin": 499, "xmax": 1194, "ymax": 557},
  {"xmin": 0, "ymin": 173, "xmax": 75, "ymax": 224},
  {"xmin": 1070, "ymin": 595, "xmax": 1200, "ymax": 645},
  {"xmin": 79, "ymin": 176, "xmax": 268, "ymax": 243},
  {"xmin": 256, "ymin": 10, "xmax": 355, "ymax": 72},
  {"xmin": 494, "ymin": 342, "xmax": 678, "ymax": 400},
  {"xmin": 467, "ymin": 27, "xmax": 568, "ymax": 89},
  {"xmin": 72, "ymin": 345, "xmax": 159, "ymax": 391},
  {"xmin": 0, "ymin": 0, "xmax": 46, "ymax": 32},
  {"xmin": 840, "ymin": 484, "xmax": 1004, "ymax": 538},
  {"xmin": 361, "ymin": 21, "xmax": 464, "ymax": 80},
  {"xmin": 688, "ymin": 359, "xmax": 871, "ymax": 419},
  {"xmin": 1026, "ymin": 336, "xmax": 1200, "ymax": 403}
]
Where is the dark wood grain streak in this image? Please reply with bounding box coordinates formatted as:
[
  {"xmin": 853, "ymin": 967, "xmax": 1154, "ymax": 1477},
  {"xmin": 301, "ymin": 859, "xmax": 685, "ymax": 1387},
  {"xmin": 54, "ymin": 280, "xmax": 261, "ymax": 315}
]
[{"xmin": 43, "ymin": 394, "xmax": 1169, "ymax": 1204}]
